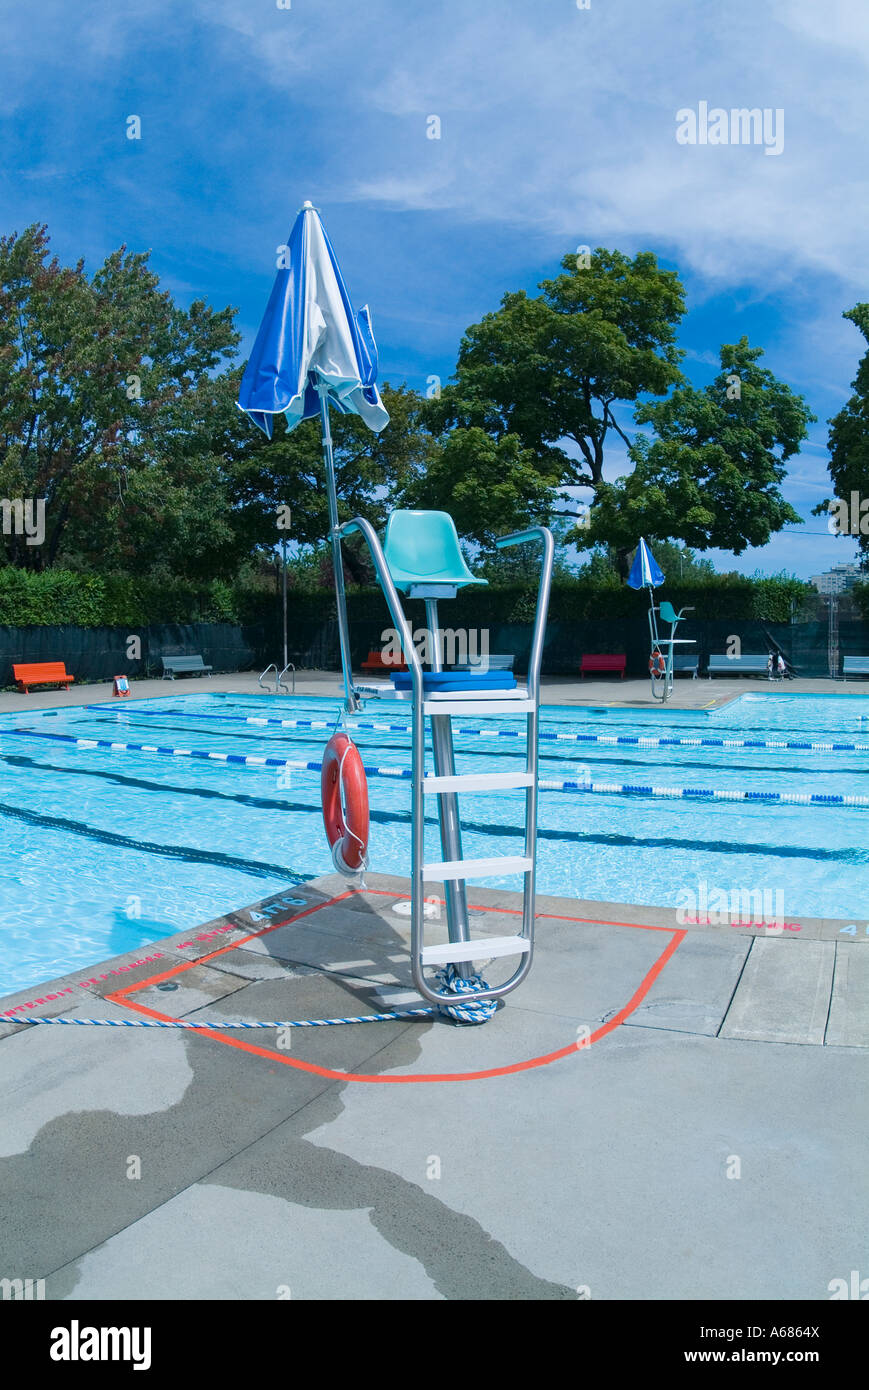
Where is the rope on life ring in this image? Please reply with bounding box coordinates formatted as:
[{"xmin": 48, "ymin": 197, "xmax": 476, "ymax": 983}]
[
  {"xmin": 649, "ymin": 648, "xmax": 667, "ymax": 676},
  {"xmin": 321, "ymin": 731, "xmax": 370, "ymax": 875}
]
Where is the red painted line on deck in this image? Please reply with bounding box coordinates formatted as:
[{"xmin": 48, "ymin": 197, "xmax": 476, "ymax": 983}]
[
  {"xmin": 106, "ymin": 889, "xmax": 686, "ymax": 1085},
  {"xmin": 362, "ymin": 885, "xmax": 678, "ymax": 932}
]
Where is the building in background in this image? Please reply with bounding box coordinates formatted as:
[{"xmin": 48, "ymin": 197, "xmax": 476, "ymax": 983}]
[{"xmin": 810, "ymin": 562, "xmax": 862, "ymax": 595}]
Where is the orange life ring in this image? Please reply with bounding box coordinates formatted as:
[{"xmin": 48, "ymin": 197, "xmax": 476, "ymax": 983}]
[
  {"xmin": 321, "ymin": 732, "xmax": 370, "ymax": 875},
  {"xmin": 649, "ymin": 649, "xmax": 667, "ymax": 676}
]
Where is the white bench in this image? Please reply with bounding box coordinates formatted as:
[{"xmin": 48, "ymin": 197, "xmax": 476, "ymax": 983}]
[
  {"xmin": 161, "ymin": 655, "xmax": 213, "ymax": 680},
  {"xmin": 707, "ymin": 654, "xmax": 770, "ymax": 677},
  {"xmin": 843, "ymin": 656, "xmax": 869, "ymax": 679},
  {"xmin": 672, "ymin": 654, "xmax": 699, "ymax": 678},
  {"xmin": 451, "ymin": 654, "xmax": 515, "ymax": 672}
]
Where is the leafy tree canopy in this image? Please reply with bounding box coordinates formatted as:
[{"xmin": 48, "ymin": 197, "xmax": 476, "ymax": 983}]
[
  {"xmin": 227, "ymin": 382, "xmax": 436, "ymax": 583},
  {"xmin": 818, "ymin": 303, "xmax": 869, "ymax": 560},
  {"xmin": 576, "ymin": 540, "xmax": 716, "ymax": 584},
  {"xmin": 399, "ymin": 426, "xmax": 559, "ymax": 550},
  {"xmin": 0, "ymin": 224, "xmax": 240, "ymax": 577},
  {"xmin": 582, "ymin": 338, "xmax": 811, "ymax": 572},
  {"xmin": 428, "ymin": 247, "xmax": 686, "ymax": 514}
]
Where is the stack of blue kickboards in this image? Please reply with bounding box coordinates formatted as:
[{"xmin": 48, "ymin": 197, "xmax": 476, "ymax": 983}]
[{"xmin": 390, "ymin": 669, "xmax": 516, "ymax": 692}]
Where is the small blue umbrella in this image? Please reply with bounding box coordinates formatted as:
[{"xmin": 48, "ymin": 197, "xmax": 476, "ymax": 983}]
[
  {"xmin": 628, "ymin": 537, "xmax": 678, "ymax": 700},
  {"xmin": 627, "ymin": 537, "xmax": 665, "ymax": 590},
  {"xmin": 238, "ymin": 201, "xmax": 390, "ymax": 708}
]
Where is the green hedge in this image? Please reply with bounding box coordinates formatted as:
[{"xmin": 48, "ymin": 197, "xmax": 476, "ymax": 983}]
[
  {"xmin": 0, "ymin": 566, "xmax": 816, "ymax": 629},
  {"xmin": 0, "ymin": 569, "xmax": 244, "ymax": 627},
  {"xmin": 275, "ymin": 575, "xmax": 813, "ymax": 628}
]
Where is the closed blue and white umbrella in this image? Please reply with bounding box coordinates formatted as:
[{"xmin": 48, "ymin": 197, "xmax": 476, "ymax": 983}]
[
  {"xmin": 627, "ymin": 536, "xmax": 665, "ymax": 590},
  {"xmin": 238, "ymin": 202, "xmax": 390, "ymax": 708},
  {"xmin": 239, "ymin": 201, "xmax": 389, "ymax": 438}
]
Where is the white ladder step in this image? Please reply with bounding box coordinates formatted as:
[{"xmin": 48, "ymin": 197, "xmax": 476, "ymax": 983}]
[
  {"xmin": 422, "ymin": 935, "xmax": 531, "ymax": 965},
  {"xmin": 423, "ymin": 772, "xmax": 534, "ymax": 794},
  {"xmin": 423, "ymin": 697, "xmax": 535, "ymax": 716},
  {"xmin": 422, "ymin": 855, "xmax": 533, "ymax": 881}
]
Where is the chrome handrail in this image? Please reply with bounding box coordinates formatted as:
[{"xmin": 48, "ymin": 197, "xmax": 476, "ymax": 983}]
[
  {"xmin": 335, "ymin": 518, "xmax": 437, "ymax": 1006},
  {"xmin": 495, "ymin": 526, "xmax": 554, "ymax": 950},
  {"xmin": 339, "ymin": 517, "xmax": 554, "ymax": 1008}
]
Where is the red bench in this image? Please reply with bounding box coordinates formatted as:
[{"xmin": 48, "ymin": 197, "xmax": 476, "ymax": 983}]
[
  {"xmin": 361, "ymin": 649, "xmax": 407, "ymax": 673},
  {"xmin": 13, "ymin": 661, "xmax": 75, "ymax": 693},
  {"xmin": 580, "ymin": 653, "xmax": 626, "ymax": 680}
]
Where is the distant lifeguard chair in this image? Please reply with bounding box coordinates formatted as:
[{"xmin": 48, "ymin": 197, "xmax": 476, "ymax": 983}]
[{"xmin": 647, "ymin": 600, "xmax": 695, "ymax": 702}]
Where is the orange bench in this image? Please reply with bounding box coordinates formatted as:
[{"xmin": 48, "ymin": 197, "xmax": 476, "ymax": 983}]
[
  {"xmin": 13, "ymin": 662, "xmax": 75, "ymax": 694},
  {"xmin": 580, "ymin": 653, "xmax": 626, "ymax": 679},
  {"xmin": 361, "ymin": 649, "xmax": 407, "ymax": 673}
]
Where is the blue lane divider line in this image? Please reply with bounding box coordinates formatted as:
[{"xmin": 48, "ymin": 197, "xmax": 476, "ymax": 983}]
[{"xmin": 10, "ymin": 727, "xmax": 869, "ymax": 806}]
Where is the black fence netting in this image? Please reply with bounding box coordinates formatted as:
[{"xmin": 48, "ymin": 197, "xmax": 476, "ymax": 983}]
[
  {"xmin": 0, "ymin": 623, "xmax": 263, "ymax": 687},
  {"xmin": 1, "ymin": 609, "xmax": 867, "ymax": 687}
]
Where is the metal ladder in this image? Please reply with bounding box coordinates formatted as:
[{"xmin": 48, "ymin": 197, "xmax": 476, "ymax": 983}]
[
  {"xmin": 259, "ymin": 662, "xmax": 296, "ymax": 694},
  {"xmin": 647, "ymin": 602, "xmax": 695, "ymax": 703},
  {"xmin": 337, "ymin": 517, "xmax": 554, "ymax": 1009}
]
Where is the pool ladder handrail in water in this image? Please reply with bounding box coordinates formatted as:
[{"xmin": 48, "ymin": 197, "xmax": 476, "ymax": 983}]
[
  {"xmin": 258, "ymin": 662, "xmax": 296, "ymax": 695},
  {"xmin": 335, "ymin": 512, "xmax": 554, "ymax": 1011}
]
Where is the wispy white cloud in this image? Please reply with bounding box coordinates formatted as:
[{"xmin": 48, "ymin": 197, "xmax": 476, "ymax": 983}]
[{"xmin": 188, "ymin": 0, "xmax": 869, "ymax": 296}]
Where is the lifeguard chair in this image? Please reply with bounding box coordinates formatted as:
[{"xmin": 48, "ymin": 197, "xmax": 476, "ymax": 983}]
[
  {"xmin": 647, "ymin": 599, "xmax": 695, "ymax": 702},
  {"xmin": 337, "ymin": 509, "xmax": 553, "ymax": 1012}
]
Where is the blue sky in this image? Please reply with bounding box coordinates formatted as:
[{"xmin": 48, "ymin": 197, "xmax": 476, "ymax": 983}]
[{"xmin": 2, "ymin": 0, "xmax": 867, "ymax": 579}]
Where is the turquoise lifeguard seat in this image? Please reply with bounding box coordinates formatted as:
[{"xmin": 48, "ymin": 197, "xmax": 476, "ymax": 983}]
[
  {"xmin": 383, "ymin": 510, "xmax": 487, "ymax": 595},
  {"xmin": 382, "ymin": 510, "xmax": 514, "ymax": 688},
  {"xmin": 659, "ymin": 601, "xmax": 678, "ymax": 625}
]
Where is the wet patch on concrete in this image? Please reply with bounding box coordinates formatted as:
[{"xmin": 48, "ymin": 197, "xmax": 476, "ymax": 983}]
[{"xmin": 2, "ymin": 872, "xmax": 864, "ymax": 1300}]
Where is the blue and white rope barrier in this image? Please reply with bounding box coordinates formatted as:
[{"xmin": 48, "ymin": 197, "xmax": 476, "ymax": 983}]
[
  {"xmin": 11, "ymin": 728, "xmax": 869, "ymax": 806},
  {"xmin": 14, "ymin": 1000, "xmax": 493, "ymax": 1027},
  {"xmin": 434, "ymin": 965, "xmax": 496, "ymax": 1025},
  {"xmin": 11, "ymin": 727, "xmax": 412, "ymax": 780},
  {"xmin": 88, "ymin": 707, "xmax": 869, "ymax": 754},
  {"xmin": 13, "ymin": 1010, "xmax": 433, "ymax": 1029},
  {"xmin": 536, "ymin": 778, "xmax": 869, "ymax": 806}
]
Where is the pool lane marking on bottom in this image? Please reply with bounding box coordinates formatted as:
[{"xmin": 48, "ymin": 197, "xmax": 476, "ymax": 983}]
[{"xmin": 106, "ymin": 889, "xmax": 686, "ymax": 1085}]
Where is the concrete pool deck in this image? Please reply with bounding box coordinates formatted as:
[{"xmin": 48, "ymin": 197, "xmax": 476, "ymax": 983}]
[
  {"xmin": 1, "ymin": 666, "xmax": 866, "ymax": 716},
  {"xmin": 0, "ymin": 873, "xmax": 866, "ymax": 1300}
]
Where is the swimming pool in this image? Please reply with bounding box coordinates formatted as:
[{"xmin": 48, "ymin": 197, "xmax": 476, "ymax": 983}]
[{"xmin": 1, "ymin": 690, "xmax": 867, "ymax": 996}]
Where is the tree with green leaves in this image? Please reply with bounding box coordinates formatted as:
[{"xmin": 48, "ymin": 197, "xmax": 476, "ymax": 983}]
[
  {"xmin": 399, "ymin": 426, "xmax": 557, "ymax": 551},
  {"xmin": 426, "ymin": 247, "xmax": 686, "ymax": 531},
  {"xmin": 576, "ymin": 540, "xmax": 716, "ymax": 583},
  {"xmin": 581, "ymin": 338, "xmax": 811, "ymax": 575},
  {"xmin": 228, "ymin": 381, "xmax": 437, "ymax": 584},
  {"xmin": 819, "ymin": 304, "xmax": 869, "ymax": 558},
  {"xmin": 0, "ymin": 224, "xmax": 240, "ymax": 576}
]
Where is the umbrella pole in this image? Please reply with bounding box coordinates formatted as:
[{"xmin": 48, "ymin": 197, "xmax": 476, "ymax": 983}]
[
  {"xmin": 648, "ymin": 591, "xmax": 661, "ymax": 701},
  {"xmin": 281, "ymin": 535, "xmax": 288, "ymax": 671},
  {"xmin": 318, "ymin": 385, "xmax": 359, "ymax": 712},
  {"xmin": 648, "ymin": 592, "xmax": 660, "ymax": 647}
]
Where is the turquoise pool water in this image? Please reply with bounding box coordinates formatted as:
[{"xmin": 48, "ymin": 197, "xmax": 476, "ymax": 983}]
[{"xmin": 1, "ymin": 690, "xmax": 867, "ymax": 996}]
